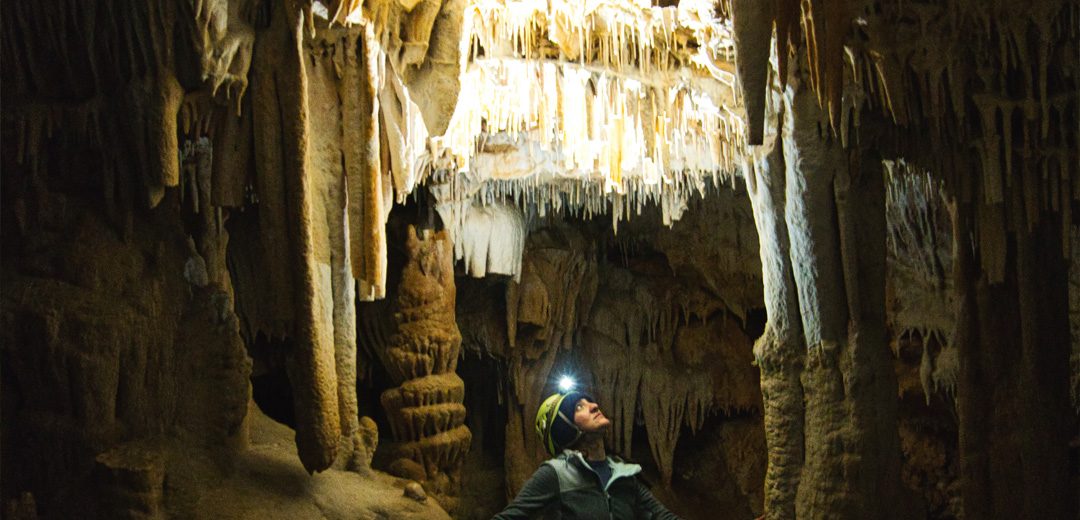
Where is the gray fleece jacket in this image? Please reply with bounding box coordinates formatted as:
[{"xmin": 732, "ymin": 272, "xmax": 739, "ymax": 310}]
[{"xmin": 492, "ymin": 450, "xmax": 682, "ymax": 520}]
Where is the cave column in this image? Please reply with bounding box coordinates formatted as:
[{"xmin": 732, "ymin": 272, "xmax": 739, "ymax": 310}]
[
  {"xmin": 832, "ymin": 126, "xmax": 904, "ymax": 517},
  {"xmin": 780, "ymin": 70, "xmax": 861, "ymax": 517},
  {"xmin": 744, "ymin": 120, "xmax": 806, "ymax": 520},
  {"xmin": 249, "ymin": 0, "xmax": 342, "ymax": 473},
  {"xmin": 748, "ymin": 56, "xmax": 904, "ymax": 519},
  {"xmin": 782, "ymin": 66, "xmax": 903, "ymax": 519}
]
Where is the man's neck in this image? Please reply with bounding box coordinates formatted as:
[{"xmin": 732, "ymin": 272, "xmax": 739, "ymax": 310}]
[{"xmin": 577, "ymin": 434, "xmax": 607, "ymax": 461}]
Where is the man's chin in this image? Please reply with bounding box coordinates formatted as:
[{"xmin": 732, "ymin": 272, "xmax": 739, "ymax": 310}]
[{"xmin": 582, "ymin": 422, "xmax": 611, "ymax": 434}]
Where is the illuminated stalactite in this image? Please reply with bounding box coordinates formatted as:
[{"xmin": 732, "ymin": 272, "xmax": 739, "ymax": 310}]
[
  {"xmin": 424, "ymin": 0, "xmax": 745, "ymax": 237},
  {"xmin": 378, "ymin": 227, "xmax": 471, "ymax": 511}
]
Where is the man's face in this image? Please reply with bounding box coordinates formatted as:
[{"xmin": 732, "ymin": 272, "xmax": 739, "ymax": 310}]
[{"xmin": 572, "ymin": 398, "xmax": 611, "ymax": 432}]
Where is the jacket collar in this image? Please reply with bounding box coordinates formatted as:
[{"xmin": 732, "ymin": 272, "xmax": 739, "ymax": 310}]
[{"xmin": 560, "ymin": 449, "xmax": 643, "ymax": 483}]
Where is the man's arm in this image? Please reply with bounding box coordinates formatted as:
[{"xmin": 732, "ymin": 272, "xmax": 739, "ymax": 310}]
[
  {"xmin": 491, "ymin": 465, "xmax": 560, "ymax": 520},
  {"xmin": 635, "ymin": 480, "xmax": 682, "ymax": 520}
]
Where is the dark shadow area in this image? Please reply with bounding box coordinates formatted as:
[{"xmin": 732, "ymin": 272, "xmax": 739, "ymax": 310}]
[
  {"xmin": 457, "ymin": 351, "xmax": 510, "ymax": 520},
  {"xmin": 249, "ymin": 332, "xmax": 297, "ymax": 429}
]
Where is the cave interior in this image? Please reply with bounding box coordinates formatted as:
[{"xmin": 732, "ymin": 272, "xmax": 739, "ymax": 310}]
[{"xmin": 1, "ymin": 0, "xmax": 1078, "ymax": 519}]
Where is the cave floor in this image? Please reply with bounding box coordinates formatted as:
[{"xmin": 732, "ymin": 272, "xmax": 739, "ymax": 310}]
[{"xmin": 178, "ymin": 405, "xmax": 450, "ymax": 519}]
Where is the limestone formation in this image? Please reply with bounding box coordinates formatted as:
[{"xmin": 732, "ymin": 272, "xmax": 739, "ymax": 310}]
[
  {"xmin": 94, "ymin": 443, "xmax": 166, "ymax": 519},
  {"xmin": 377, "ymin": 227, "xmax": 471, "ymax": 511}
]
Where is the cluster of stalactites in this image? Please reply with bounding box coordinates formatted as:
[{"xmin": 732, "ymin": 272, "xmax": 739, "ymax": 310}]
[
  {"xmin": 879, "ymin": 2, "xmax": 1080, "ymax": 280},
  {"xmin": 429, "ymin": 157, "xmax": 738, "ymax": 238},
  {"xmin": 461, "ymin": 0, "xmax": 735, "ymax": 77},
  {"xmin": 734, "ymin": 0, "xmax": 1078, "ymax": 276},
  {"xmin": 3, "ymin": 0, "xmax": 256, "ymax": 238},
  {"xmin": 884, "ymin": 162, "xmax": 959, "ymax": 404},
  {"xmin": 426, "ymin": 59, "xmax": 743, "ymax": 232},
  {"xmin": 418, "ymin": 0, "xmax": 743, "ymax": 234},
  {"xmin": 439, "ymin": 59, "xmax": 743, "ymax": 184}
]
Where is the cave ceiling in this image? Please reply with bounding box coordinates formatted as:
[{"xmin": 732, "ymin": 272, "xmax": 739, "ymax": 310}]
[{"xmin": 6, "ymin": 0, "xmax": 1075, "ymax": 264}]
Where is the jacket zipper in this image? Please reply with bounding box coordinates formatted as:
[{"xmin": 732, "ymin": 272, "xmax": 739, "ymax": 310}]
[{"xmin": 573, "ymin": 454, "xmax": 617, "ymax": 519}]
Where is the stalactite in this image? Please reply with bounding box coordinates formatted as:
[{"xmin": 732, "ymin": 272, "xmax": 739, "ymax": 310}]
[
  {"xmin": 578, "ymin": 263, "xmax": 754, "ymax": 489},
  {"xmin": 257, "ymin": 0, "xmax": 342, "ymax": 474},
  {"xmin": 379, "ymin": 67, "xmax": 429, "ymax": 202},
  {"xmin": 210, "ymin": 96, "xmax": 253, "ymax": 208},
  {"xmin": 731, "ymin": 0, "xmax": 773, "ymax": 145},
  {"xmin": 885, "ymin": 163, "xmax": 954, "ymax": 340},
  {"xmin": 346, "ymin": 24, "xmax": 388, "ymax": 301},
  {"xmin": 434, "ymin": 201, "xmax": 526, "ymax": 280}
]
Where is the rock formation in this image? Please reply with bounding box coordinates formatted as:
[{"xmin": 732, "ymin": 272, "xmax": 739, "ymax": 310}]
[{"xmin": 376, "ymin": 226, "xmax": 471, "ymax": 511}]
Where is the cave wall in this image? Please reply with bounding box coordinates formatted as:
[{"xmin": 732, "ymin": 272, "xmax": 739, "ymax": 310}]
[
  {"xmin": 0, "ymin": 0, "xmax": 454, "ymax": 515},
  {"xmin": 0, "ymin": 126, "xmax": 251, "ymax": 518},
  {"xmin": 728, "ymin": 0, "xmax": 1079, "ymax": 517},
  {"xmin": 0, "ymin": 4, "xmax": 257, "ymax": 515}
]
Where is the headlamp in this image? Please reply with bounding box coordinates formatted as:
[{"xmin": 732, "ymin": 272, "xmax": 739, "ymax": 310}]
[{"xmin": 557, "ymin": 375, "xmax": 576, "ymax": 392}]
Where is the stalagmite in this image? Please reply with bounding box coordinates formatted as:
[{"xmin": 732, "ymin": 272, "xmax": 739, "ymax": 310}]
[{"xmin": 377, "ymin": 227, "xmax": 471, "ymax": 512}]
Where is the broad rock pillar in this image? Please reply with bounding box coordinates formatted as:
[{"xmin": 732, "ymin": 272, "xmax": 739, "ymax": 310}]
[{"xmin": 746, "ymin": 57, "xmax": 904, "ymax": 519}]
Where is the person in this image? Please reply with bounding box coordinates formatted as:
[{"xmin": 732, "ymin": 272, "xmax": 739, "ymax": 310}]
[{"xmin": 493, "ymin": 389, "xmax": 682, "ymax": 519}]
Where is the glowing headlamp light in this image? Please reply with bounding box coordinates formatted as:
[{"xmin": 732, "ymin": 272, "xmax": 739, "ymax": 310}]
[{"xmin": 557, "ymin": 375, "xmax": 576, "ymax": 392}]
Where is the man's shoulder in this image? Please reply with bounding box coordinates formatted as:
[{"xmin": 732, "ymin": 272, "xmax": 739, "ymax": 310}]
[{"xmin": 541, "ymin": 452, "xmax": 577, "ymax": 471}]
